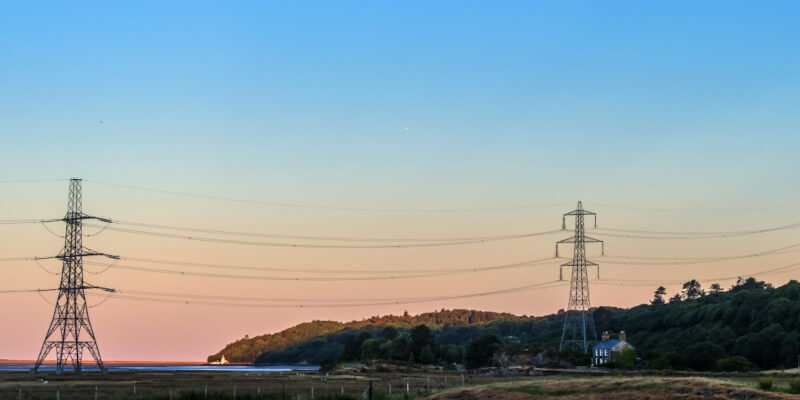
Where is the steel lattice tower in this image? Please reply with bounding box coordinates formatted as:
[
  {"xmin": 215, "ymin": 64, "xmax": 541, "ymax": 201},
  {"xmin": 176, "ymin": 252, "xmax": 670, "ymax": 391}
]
[
  {"xmin": 33, "ymin": 179, "xmax": 116, "ymax": 373},
  {"xmin": 555, "ymin": 201, "xmax": 604, "ymax": 353}
]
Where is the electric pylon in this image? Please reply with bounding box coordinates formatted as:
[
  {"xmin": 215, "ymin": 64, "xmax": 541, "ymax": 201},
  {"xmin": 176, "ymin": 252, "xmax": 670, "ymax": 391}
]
[
  {"xmin": 555, "ymin": 201, "xmax": 604, "ymax": 353},
  {"xmin": 33, "ymin": 179, "xmax": 117, "ymax": 373}
]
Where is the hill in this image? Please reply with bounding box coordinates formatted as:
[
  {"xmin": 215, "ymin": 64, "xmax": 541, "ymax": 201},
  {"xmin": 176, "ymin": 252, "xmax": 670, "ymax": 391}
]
[
  {"xmin": 208, "ymin": 309, "xmax": 523, "ymax": 363},
  {"xmin": 209, "ymin": 278, "xmax": 800, "ymax": 371}
]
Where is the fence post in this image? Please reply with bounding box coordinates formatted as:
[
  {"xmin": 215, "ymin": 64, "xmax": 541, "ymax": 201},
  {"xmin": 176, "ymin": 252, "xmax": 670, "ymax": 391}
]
[
  {"xmin": 205, "ymin": 384, "xmax": 208, "ymax": 399},
  {"xmin": 134, "ymin": 384, "xmax": 137, "ymax": 396},
  {"xmin": 461, "ymin": 374, "xmax": 464, "ymax": 386},
  {"xmin": 389, "ymin": 383, "xmax": 392, "ymax": 397},
  {"xmin": 341, "ymin": 387, "xmax": 344, "ymax": 396},
  {"xmin": 234, "ymin": 384, "xmax": 237, "ymax": 400},
  {"xmin": 369, "ymin": 380, "xmax": 373, "ymax": 400},
  {"xmin": 169, "ymin": 387, "xmax": 173, "ymax": 400},
  {"xmin": 258, "ymin": 387, "xmax": 262, "ymax": 400},
  {"xmin": 95, "ymin": 385, "xmax": 98, "ymax": 400},
  {"xmin": 311, "ymin": 385, "xmax": 314, "ymax": 399},
  {"xmin": 56, "ymin": 390, "xmax": 60, "ymax": 400},
  {"xmin": 406, "ymin": 380, "xmax": 409, "ymax": 394}
]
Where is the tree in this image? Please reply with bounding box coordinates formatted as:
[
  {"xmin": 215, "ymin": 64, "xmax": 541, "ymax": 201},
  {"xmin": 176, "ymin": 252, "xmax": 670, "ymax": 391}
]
[
  {"xmin": 715, "ymin": 356, "xmax": 755, "ymax": 372},
  {"xmin": 464, "ymin": 334, "xmax": 502, "ymax": 369},
  {"xmin": 669, "ymin": 293, "xmax": 682, "ymax": 303},
  {"xmin": 709, "ymin": 283, "xmax": 723, "ymax": 293},
  {"xmin": 614, "ymin": 348, "xmax": 637, "ymax": 369},
  {"xmin": 683, "ymin": 341, "xmax": 725, "ymax": 370},
  {"xmin": 651, "ymin": 286, "xmax": 667, "ymax": 304},
  {"xmin": 682, "ymin": 279, "xmax": 704, "ymax": 299},
  {"xmin": 419, "ymin": 345, "xmax": 435, "ymax": 364},
  {"xmin": 381, "ymin": 326, "xmax": 399, "ymax": 340},
  {"xmin": 732, "ymin": 277, "xmax": 772, "ymax": 292},
  {"xmin": 410, "ymin": 325, "xmax": 435, "ymax": 357}
]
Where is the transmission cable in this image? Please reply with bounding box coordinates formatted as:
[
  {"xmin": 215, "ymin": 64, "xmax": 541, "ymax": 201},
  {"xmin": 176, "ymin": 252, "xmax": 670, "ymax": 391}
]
[
  {"xmin": 595, "ymin": 261, "xmax": 800, "ymax": 287},
  {"xmin": 118, "ymin": 255, "xmax": 557, "ymax": 275},
  {"xmin": 85, "ymin": 223, "xmax": 562, "ymax": 249},
  {"xmin": 84, "ymin": 256, "xmax": 560, "ymax": 282},
  {"xmin": 597, "ymin": 242, "xmax": 800, "ymax": 266},
  {"xmin": 590, "ymin": 201, "xmax": 800, "ymax": 213},
  {"xmin": 85, "ymin": 179, "xmax": 567, "ymax": 213},
  {"xmin": 112, "ymin": 220, "xmax": 558, "ymax": 243},
  {"xmin": 84, "ymin": 280, "xmax": 566, "ymax": 308}
]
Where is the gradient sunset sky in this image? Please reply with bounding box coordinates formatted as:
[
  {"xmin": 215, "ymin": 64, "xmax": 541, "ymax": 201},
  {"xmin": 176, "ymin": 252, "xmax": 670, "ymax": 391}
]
[{"xmin": 1, "ymin": 1, "xmax": 799, "ymax": 361}]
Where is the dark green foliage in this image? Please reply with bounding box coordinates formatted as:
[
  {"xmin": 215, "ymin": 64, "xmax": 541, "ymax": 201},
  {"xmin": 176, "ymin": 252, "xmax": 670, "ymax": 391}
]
[
  {"xmin": 789, "ymin": 378, "xmax": 800, "ymax": 394},
  {"xmin": 249, "ymin": 279, "xmax": 799, "ymax": 371},
  {"xmin": 559, "ymin": 349, "xmax": 591, "ymax": 367},
  {"xmin": 682, "ymin": 341, "xmax": 725, "ymax": 371},
  {"xmin": 319, "ymin": 357, "xmax": 337, "ymax": 372},
  {"xmin": 651, "ymin": 286, "xmax": 666, "ymax": 305},
  {"xmin": 410, "ymin": 325, "xmax": 434, "ymax": 358},
  {"xmin": 597, "ymin": 279, "xmax": 800, "ymax": 370},
  {"xmin": 682, "ymin": 279, "xmax": 704, "ymax": 299},
  {"xmin": 216, "ymin": 309, "xmax": 521, "ymax": 363},
  {"xmin": 464, "ymin": 334, "xmax": 502, "ymax": 369},
  {"xmin": 647, "ymin": 355, "xmax": 671, "ymax": 370},
  {"xmin": 419, "ymin": 345, "xmax": 435, "ymax": 364},
  {"xmin": 612, "ymin": 348, "xmax": 637, "ymax": 369},
  {"xmin": 715, "ymin": 356, "xmax": 755, "ymax": 372},
  {"xmin": 380, "ymin": 326, "xmax": 398, "ymax": 340},
  {"xmin": 441, "ymin": 344, "xmax": 465, "ymax": 364},
  {"xmin": 758, "ymin": 376, "xmax": 773, "ymax": 390}
]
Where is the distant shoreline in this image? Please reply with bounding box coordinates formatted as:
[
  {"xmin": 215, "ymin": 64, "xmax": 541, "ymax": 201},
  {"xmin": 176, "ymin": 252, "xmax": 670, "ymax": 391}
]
[{"xmin": 0, "ymin": 360, "xmax": 209, "ymax": 366}]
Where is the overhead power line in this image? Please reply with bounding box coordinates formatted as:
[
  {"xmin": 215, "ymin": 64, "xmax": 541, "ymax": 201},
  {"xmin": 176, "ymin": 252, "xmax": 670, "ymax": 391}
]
[
  {"xmin": 83, "ymin": 256, "xmax": 560, "ymax": 281},
  {"xmin": 112, "ymin": 220, "xmax": 561, "ymax": 243},
  {"xmin": 598, "ymin": 242, "xmax": 800, "ymax": 266},
  {"xmin": 591, "ymin": 201, "xmax": 800, "ymax": 213},
  {"xmin": 118, "ymin": 255, "xmax": 557, "ymax": 275},
  {"xmin": 85, "ymin": 223, "xmax": 562, "ymax": 249},
  {"xmin": 0, "ymin": 178, "xmax": 67, "ymax": 184},
  {"xmin": 595, "ymin": 261, "xmax": 800, "ymax": 287},
  {"xmin": 83, "ymin": 280, "xmax": 566, "ymax": 308},
  {"xmin": 591, "ymin": 223, "xmax": 800, "ymax": 240},
  {"xmin": 85, "ymin": 179, "xmax": 567, "ymax": 213}
]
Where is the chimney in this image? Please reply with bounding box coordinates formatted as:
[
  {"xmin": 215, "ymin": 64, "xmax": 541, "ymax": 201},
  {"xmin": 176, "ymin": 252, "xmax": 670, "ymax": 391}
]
[
  {"xmin": 601, "ymin": 331, "xmax": 610, "ymax": 342},
  {"xmin": 619, "ymin": 330, "xmax": 627, "ymax": 341}
]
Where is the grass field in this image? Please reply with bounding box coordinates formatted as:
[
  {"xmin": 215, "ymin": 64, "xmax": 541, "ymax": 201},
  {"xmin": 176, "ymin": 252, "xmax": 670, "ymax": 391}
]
[{"xmin": 0, "ymin": 371, "xmax": 798, "ymax": 400}]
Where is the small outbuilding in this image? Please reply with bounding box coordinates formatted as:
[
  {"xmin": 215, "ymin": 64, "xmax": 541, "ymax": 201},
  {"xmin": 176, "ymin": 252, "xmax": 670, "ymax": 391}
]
[{"xmin": 592, "ymin": 330, "xmax": 635, "ymax": 367}]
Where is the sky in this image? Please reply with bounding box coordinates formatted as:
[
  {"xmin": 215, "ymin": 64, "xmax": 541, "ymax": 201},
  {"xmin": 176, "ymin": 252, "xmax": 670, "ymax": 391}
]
[{"xmin": 0, "ymin": 1, "xmax": 799, "ymax": 362}]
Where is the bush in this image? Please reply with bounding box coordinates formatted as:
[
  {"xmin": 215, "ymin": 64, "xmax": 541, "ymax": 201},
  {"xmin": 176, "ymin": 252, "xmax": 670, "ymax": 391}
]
[
  {"xmin": 464, "ymin": 334, "xmax": 502, "ymax": 369},
  {"xmin": 789, "ymin": 378, "xmax": 800, "ymax": 394},
  {"xmin": 648, "ymin": 355, "xmax": 671, "ymax": 370},
  {"xmin": 757, "ymin": 377, "xmax": 773, "ymax": 390},
  {"xmin": 715, "ymin": 356, "xmax": 755, "ymax": 372}
]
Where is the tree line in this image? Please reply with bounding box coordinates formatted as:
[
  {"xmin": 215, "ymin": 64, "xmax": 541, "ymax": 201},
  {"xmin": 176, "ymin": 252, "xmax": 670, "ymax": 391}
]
[{"xmin": 250, "ymin": 278, "xmax": 800, "ymax": 371}]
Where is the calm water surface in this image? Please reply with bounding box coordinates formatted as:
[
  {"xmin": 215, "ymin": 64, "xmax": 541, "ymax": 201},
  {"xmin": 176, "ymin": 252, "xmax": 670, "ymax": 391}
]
[{"xmin": 0, "ymin": 364, "xmax": 319, "ymax": 373}]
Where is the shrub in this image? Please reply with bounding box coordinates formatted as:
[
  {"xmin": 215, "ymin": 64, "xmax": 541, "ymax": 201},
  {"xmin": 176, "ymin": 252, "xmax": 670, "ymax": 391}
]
[
  {"xmin": 648, "ymin": 355, "xmax": 671, "ymax": 370},
  {"xmin": 715, "ymin": 356, "xmax": 755, "ymax": 372},
  {"xmin": 757, "ymin": 377, "xmax": 773, "ymax": 390},
  {"xmin": 789, "ymin": 378, "xmax": 800, "ymax": 394}
]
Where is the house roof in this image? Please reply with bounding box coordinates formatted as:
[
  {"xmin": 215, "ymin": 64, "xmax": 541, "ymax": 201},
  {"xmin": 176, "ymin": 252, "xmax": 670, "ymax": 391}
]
[{"xmin": 593, "ymin": 339, "xmax": 622, "ymax": 350}]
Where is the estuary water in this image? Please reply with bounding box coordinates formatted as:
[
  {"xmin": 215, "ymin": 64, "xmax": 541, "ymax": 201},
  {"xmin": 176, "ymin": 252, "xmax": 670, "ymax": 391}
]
[{"xmin": 0, "ymin": 364, "xmax": 320, "ymax": 373}]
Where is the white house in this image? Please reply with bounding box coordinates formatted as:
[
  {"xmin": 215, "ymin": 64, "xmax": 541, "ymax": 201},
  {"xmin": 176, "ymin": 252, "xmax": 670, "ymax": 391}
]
[{"xmin": 592, "ymin": 331, "xmax": 635, "ymax": 367}]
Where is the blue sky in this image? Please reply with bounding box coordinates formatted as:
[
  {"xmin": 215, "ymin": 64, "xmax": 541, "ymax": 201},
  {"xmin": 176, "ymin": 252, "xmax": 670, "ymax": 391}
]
[
  {"xmin": 2, "ymin": 1, "xmax": 798, "ymax": 210},
  {"xmin": 1, "ymin": 1, "xmax": 800, "ymax": 360}
]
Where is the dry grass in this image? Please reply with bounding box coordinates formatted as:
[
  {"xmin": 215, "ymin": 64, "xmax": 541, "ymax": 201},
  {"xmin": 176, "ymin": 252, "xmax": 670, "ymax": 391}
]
[{"xmin": 427, "ymin": 376, "xmax": 798, "ymax": 400}]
